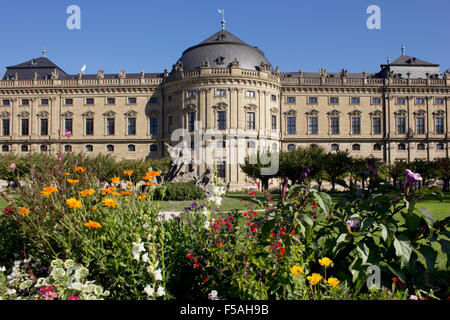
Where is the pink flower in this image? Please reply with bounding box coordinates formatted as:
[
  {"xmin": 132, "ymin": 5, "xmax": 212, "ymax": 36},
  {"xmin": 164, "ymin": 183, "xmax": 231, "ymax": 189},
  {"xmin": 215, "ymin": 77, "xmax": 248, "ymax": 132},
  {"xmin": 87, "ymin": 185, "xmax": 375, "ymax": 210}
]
[
  {"xmin": 405, "ymin": 169, "xmax": 422, "ymax": 185},
  {"xmin": 68, "ymin": 296, "xmax": 79, "ymax": 300},
  {"xmin": 65, "ymin": 129, "xmax": 72, "ymax": 137},
  {"xmin": 10, "ymin": 163, "xmax": 16, "ymax": 169}
]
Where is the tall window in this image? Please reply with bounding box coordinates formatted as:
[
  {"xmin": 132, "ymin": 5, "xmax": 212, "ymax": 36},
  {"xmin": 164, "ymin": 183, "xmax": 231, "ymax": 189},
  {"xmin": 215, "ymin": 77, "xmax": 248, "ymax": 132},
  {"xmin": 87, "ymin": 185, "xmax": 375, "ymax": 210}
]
[
  {"xmin": 247, "ymin": 112, "xmax": 255, "ymax": 130},
  {"xmin": 65, "ymin": 118, "xmax": 73, "ymax": 134},
  {"xmin": 216, "ymin": 89, "xmax": 226, "ymax": 97},
  {"xmin": 416, "ymin": 117, "xmax": 425, "ymax": 135},
  {"xmin": 217, "ymin": 111, "xmax": 226, "ymax": 130},
  {"xmin": 287, "ymin": 117, "xmax": 296, "ymax": 134},
  {"xmin": 85, "ymin": 118, "xmax": 94, "ymax": 135},
  {"xmin": 107, "ymin": 118, "xmax": 115, "ymax": 135},
  {"xmin": 351, "ymin": 117, "xmax": 361, "ymax": 135},
  {"xmin": 40, "ymin": 118, "xmax": 48, "ymax": 136},
  {"xmin": 272, "ymin": 115, "xmax": 277, "ymax": 132},
  {"xmin": 246, "ymin": 91, "xmax": 255, "ymax": 98},
  {"xmin": 2, "ymin": 119, "xmax": 10, "ymax": 136},
  {"xmin": 373, "ymin": 117, "xmax": 381, "ymax": 134},
  {"xmin": 397, "ymin": 117, "xmax": 406, "ymax": 134},
  {"xmin": 330, "ymin": 117, "xmax": 339, "ymax": 135},
  {"xmin": 150, "ymin": 117, "xmax": 158, "ymax": 135},
  {"xmin": 168, "ymin": 116, "xmax": 173, "ymax": 132},
  {"xmin": 21, "ymin": 119, "xmax": 29, "ymax": 136},
  {"xmin": 188, "ymin": 112, "xmax": 196, "ymax": 132},
  {"xmin": 216, "ymin": 161, "xmax": 226, "ymax": 178},
  {"xmin": 308, "ymin": 117, "xmax": 318, "ymax": 134},
  {"xmin": 435, "ymin": 117, "xmax": 444, "ymax": 134},
  {"xmin": 128, "ymin": 118, "xmax": 136, "ymax": 135}
]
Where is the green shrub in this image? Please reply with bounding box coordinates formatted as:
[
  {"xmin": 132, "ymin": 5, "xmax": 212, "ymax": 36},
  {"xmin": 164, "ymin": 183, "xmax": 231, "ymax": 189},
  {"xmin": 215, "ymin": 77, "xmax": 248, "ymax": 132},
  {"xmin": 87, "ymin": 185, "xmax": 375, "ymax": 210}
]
[{"xmin": 154, "ymin": 181, "xmax": 205, "ymax": 201}]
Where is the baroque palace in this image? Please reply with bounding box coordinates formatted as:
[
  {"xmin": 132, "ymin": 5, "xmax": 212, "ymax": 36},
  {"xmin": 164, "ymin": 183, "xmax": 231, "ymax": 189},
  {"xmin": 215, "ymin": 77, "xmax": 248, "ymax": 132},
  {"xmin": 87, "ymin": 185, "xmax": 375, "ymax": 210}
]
[{"xmin": 0, "ymin": 26, "xmax": 449, "ymax": 189}]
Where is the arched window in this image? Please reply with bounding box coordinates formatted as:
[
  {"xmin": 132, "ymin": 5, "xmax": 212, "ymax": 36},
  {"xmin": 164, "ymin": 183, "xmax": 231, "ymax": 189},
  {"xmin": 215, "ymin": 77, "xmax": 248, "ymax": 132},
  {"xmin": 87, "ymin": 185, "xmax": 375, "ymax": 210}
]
[
  {"xmin": 40, "ymin": 145, "xmax": 48, "ymax": 152},
  {"xmin": 85, "ymin": 145, "xmax": 93, "ymax": 152},
  {"xmin": 106, "ymin": 145, "xmax": 114, "ymax": 152},
  {"xmin": 331, "ymin": 144, "xmax": 339, "ymax": 151},
  {"xmin": 417, "ymin": 143, "xmax": 426, "ymax": 151},
  {"xmin": 64, "ymin": 145, "xmax": 72, "ymax": 152},
  {"xmin": 128, "ymin": 144, "xmax": 136, "ymax": 152},
  {"xmin": 287, "ymin": 144, "xmax": 296, "ymax": 151},
  {"xmin": 373, "ymin": 143, "xmax": 382, "ymax": 151},
  {"xmin": 398, "ymin": 143, "xmax": 406, "ymax": 151},
  {"xmin": 310, "ymin": 144, "xmax": 318, "ymax": 148},
  {"xmin": 436, "ymin": 143, "xmax": 445, "ymax": 151},
  {"xmin": 2, "ymin": 145, "xmax": 9, "ymax": 152},
  {"xmin": 150, "ymin": 144, "xmax": 158, "ymax": 152},
  {"xmin": 352, "ymin": 144, "xmax": 361, "ymax": 151},
  {"xmin": 21, "ymin": 145, "xmax": 29, "ymax": 152}
]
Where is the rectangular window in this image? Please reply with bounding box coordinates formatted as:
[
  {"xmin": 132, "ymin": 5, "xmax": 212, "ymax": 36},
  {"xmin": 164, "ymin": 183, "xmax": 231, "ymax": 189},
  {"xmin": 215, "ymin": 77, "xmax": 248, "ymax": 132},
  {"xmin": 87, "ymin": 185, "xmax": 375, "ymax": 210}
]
[
  {"xmin": 107, "ymin": 98, "xmax": 115, "ymax": 105},
  {"xmin": 247, "ymin": 112, "xmax": 255, "ymax": 130},
  {"xmin": 372, "ymin": 97, "xmax": 381, "ymax": 105},
  {"xmin": 40, "ymin": 118, "xmax": 48, "ymax": 136},
  {"xmin": 168, "ymin": 116, "xmax": 173, "ymax": 132},
  {"xmin": 21, "ymin": 99, "xmax": 29, "ymax": 106},
  {"xmin": 329, "ymin": 97, "xmax": 339, "ymax": 104},
  {"xmin": 272, "ymin": 115, "xmax": 277, "ymax": 131},
  {"xmin": 106, "ymin": 118, "xmax": 115, "ymax": 135},
  {"xmin": 128, "ymin": 118, "xmax": 136, "ymax": 135},
  {"xmin": 128, "ymin": 97, "xmax": 137, "ymax": 104},
  {"xmin": 86, "ymin": 98, "xmax": 94, "ymax": 105},
  {"xmin": 286, "ymin": 97, "xmax": 296, "ymax": 104},
  {"xmin": 216, "ymin": 89, "xmax": 226, "ymax": 97},
  {"xmin": 216, "ymin": 161, "xmax": 226, "ymax": 179},
  {"xmin": 85, "ymin": 118, "xmax": 94, "ymax": 135},
  {"xmin": 65, "ymin": 118, "xmax": 73, "ymax": 134},
  {"xmin": 246, "ymin": 91, "xmax": 255, "ymax": 98},
  {"xmin": 330, "ymin": 117, "xmax": 339, "ymax": 135},
  {"xmin": 2, "ymin": 99, "xmax": 10, "ymax": 106},
  {"xmin": 2, "ymin": 119, "xmax": 10, "ymax": 136},
  {"xmin": 149, "ymin": 97, "xmax": 158, "ymax": 103},
  {"xmin": 65, "ymin": 98, "xmax": 73, "ymax": 105},
  {"xmin": 415, "ymin": 98, "xmax": 424, "ymax": 105},
  {"xmin": 271, "ymin": 94, "xmax": 277, "ymax": 101},
  {"xmin": 396, "ymin": 97, "xmax": 405, "ymax": 105},
  {"xmin": 308, "ymin": 117, "xmax": 318, "ymax": 134},
  {"xmin": 435, "ymin": 98, "xmax": 443, "ymax": 105},
  {"xmin": 217, "ymin": 111, "xmax": 226, "ymax": 130},
  {"xmin": 435, "ymin": 117, "xmax": 444, "ymax": 134},
  {"xmin": 150, "ymin": 117, "xmax": 158, "ymax": 135},
  {"xmin": 188, "ymin": 112, "xmax": 196, "ymax": 131},
  {"xmin": 351, "ymin": 97, "xmax": 360, "ymax": 104},
  {"xmin": 41, "ymin": 99, "xmax": 49, "ymax": 105},
  {"xmin": 21, "ymin": 119, "xmax": 29, "ymax": 136},
  {"xmin": 373, "ymin": 117, "xmax": 382, "ymax": 134},
  {"xmin": 352, "ymin": 117, "xmax": 361, "ymax": 134},
  {"xmin": 308, "ymin": 97, "xmax": 318, "ymax": 104},
  {"xmin": 188, "ymin": 91, "xmax": 196, "ymax": 98},
  {"xmin": 287, "ymin": 117, "xmax": 296, "ymax": 134},
  {"xmin": 416, "ymin": 117, "xmax": 425, "ymax": 135},
  {"xmin": 397, "ymin": 117, "xmax": 406, "ymax": 134}
]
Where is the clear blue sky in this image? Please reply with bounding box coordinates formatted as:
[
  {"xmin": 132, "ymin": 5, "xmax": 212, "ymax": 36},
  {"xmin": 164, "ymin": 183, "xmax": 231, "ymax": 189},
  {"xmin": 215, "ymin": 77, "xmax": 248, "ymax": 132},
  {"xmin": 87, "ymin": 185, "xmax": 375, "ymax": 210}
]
[{"xmin": 0, "ymin": 0, "xmax": 448, "ymax": 75}]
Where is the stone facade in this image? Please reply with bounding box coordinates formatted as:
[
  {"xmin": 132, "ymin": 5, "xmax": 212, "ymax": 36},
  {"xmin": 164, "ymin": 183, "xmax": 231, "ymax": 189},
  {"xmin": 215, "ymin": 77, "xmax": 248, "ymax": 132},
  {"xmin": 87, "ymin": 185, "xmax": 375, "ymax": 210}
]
[{"xmin": 0, "ymin": 29, "xmax": 448, "ymax": 189}]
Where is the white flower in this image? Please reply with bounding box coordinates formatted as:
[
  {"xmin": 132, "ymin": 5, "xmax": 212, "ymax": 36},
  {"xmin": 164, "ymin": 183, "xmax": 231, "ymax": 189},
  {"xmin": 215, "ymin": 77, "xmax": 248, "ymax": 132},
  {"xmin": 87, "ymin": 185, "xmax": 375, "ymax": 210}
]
[
  {"xmin": 213, "ymin": 186, "xmax": 226, "ymax": 196},
  {"xmin": 201, "ymin": 207, "xmax": 209, "ymax": 216},
  {"xmin": 409, "ymin": 295, "xmax": 419, "ymax": 300},
  {"xmin": 6, "ymin": 288, "xmax": 16, "ymax": 295},
  {"xmin": 203, "ymin": 220, "xmax": 211, "ymax": 230},
  {"xmin": 156, "ymin": 286, "xmax": 165, "ymax": 297},
  {"xmin": 154, "ymin": 269, "xmax": 163, "ymax": 281},
  {"xmin": 0, "ymin": 266, "xmax": 6, "ymax": 272},
  {"xmin": 132, "ymin": 241, "xmax": 145, "ymax": 252},
  {"xmin": 144, "ymin": 284, "xmax": 154, "ymax": 297},
  {"xmin": 132, "ymin": 248, "xmax": 141, "ymax": 261},
  {"xmin": 207, "ymin": 196, "xmax": 222, "ymax": 207},
  {"xmin": 208, "ymin": 290, "xmax": 219, "ymax": 300},
  {"xmin": 142, "ymin": 253, "xmax": 149, "ymax": 263}
]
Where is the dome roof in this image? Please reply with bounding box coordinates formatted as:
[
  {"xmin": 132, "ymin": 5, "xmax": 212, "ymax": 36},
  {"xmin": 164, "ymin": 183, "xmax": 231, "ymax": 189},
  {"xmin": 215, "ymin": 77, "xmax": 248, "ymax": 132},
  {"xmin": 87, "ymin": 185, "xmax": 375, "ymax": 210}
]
[{"xmin": 176, "ymin": 30, "xmax": 273, "ymax": 72}]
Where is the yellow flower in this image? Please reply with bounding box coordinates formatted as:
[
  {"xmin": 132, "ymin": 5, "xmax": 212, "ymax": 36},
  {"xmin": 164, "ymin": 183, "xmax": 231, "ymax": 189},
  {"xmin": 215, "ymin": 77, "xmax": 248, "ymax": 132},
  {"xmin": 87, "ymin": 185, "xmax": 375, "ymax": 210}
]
[
  {"xmin": 102, "ymin": 198, "xmax": 118, "ymax": 208},
  {"xmin": 80, "ymin": 189, "xmax": 95, "ymax": 197},
  {"xmin": 307, "ymin": 273, "xmax": 323, "ymax": 286},
  {"xmin": 126, "ymin": 185, "xmax": 131, "ymax": 189},
  {"xmin": 101, "ymin": 187, "xmax": 116, "ymax": 195},
  {"xmin": 111, "ymin": 177, "xmax": 120, "ymax": 184},
  {"xmin": 19, "ymin": 207, "xmax": 30, "ymax": 217},
  {"xmin": 41, "ymin": 186, "xmax": 58, "ymax": 196},
  {"xmin": 327, "ymin": 277, "xmax": 340, "ymax": 288},
  {"xmin": 85, "ymin": 220, "xmax": 102, "ymax": 228},
  {"xmin": 74, "ymin": 166, "xmax": 85, "ymax": 173},
  {"xmin": 290, "ymin": 265, "xmax": 304, "ymax": 277},
  {"xmin": 123, "ymin": 170, "xmax": 134, "ymax": 176},
  {"xmin": 92, "ymin": 206, "xmax": 97, "ymax": 211},
  {"xmin": 66, "ymin": 198, "xmax": 82, "ymax": 209},
  {"xmin": 67, "ymin": 179, "xmax": 79, "ymax": 184},
  {"xmin": 318, "ymin": 257, "xmax": 333, "ymax": 267},
  {"xmin": 138, "ymin": 194, "xmax": 147, "ymax": 200}
]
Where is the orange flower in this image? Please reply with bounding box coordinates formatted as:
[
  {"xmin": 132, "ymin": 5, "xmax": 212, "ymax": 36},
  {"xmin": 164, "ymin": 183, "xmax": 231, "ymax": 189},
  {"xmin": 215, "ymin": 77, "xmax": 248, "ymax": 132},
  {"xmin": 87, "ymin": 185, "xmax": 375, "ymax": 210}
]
[
  {"xmin": 126, "ymin": 185, "xmax": 131, "ymax": 189},
  {"xmin": 101, "ymin": 187, "xmax": 116, "ymax": 195},
  {"xmin": 111, "ymin": 177, "xmax": 120, "ymax": 184},
  {"xmin": 102, "ymin": 198, "xmax": 118, "ymax": 208},
  {"xmin": 19, "ymin": 207, "xmax": 30, "ymax": 217},
  {"xmin": 64, "ymin": 172, "xmax": 70, "ymax": 176},
  {"xmin": 123, "ymin": 170, "xmax": 134, "ymax": 176},
  {"xmin": 67, "ymin": 179, "xmax": 79, "ymax": 184},
  {"xmin": 138, "ymin": 194, "xmax": 147, "ymax": 200},
  {"xmin": 111, "ymin": 192, "xmax": 122, "ymax": 197},
  {"xmin": 145, "ymin": 182, "xmax": 156, "ymax": 186},
  {"xmin": 41, "ymin": 186, "xmax": 58, "ymax": 197},
  {"xmin": 85, "ymin": 220, "xmax": 102, "ymax": 228},
  {"xmin": 74, "ymin": 166, "xmax": 85, "ymax": 173},
  {"xmin": 92, "ymin": 206, "xmax": 97, "ymax": 210},
  {"xmin": 80, "ymin": 189, "xmax": 95, "ymax": 197},
  {"xmin": 147, "ymin": 171, "xmax": 161, "ymax": 176},
  {"xmin": 143, "ymin": 174, "xmax": 154, "ymax": 181},
  {"xmin": 66, "ymin": 198, "xmax": 82, "ymax": 209},
  {"xmin": 120, "ymin": 191, "xmax": 132, "ymax": 196}
]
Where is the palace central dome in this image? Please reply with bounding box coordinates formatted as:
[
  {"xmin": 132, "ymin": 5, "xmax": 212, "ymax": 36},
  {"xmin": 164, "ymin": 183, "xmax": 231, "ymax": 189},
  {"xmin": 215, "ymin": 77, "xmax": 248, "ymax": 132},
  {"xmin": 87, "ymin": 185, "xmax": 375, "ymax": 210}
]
[{"xmin": 176, "ymin": 30, "xmax": 273, "ymax": 72}]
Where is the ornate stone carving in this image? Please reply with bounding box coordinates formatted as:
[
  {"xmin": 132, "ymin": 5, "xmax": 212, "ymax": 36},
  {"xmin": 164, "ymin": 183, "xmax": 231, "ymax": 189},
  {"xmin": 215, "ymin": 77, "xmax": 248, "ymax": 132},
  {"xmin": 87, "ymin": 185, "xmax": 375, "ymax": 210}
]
[
  {"xmin": 413, "ymin": 109, "xmax": 426, "ymax": 117},
  {"xmin": 0, "ymin": 111, "xmax": 11, "ymax": 119},
  {"xmin": 216, "ymin": 56, "xmax": 225, "ymax": 65},
  {"xmin": 319, "ymin": 68, "xmax": 327, "ymax": 77},
  {"xmin": 369, "ymin": 110, "xmax": 383, "ymax": 117},
  {"xmin": 97, "ymin": 70, "xmax": 104, "ymax": 79},
  {"xmin": 213, "ymin": 102, "xmax": 228, "ymax": 111},
  {"xmin": 124, "ymin": 110, "xmax": 138, "ymax": 118},
  {"xmin": 17, "ymin": 111, "xmax": 30, "ymax": 119},
  {"xmin": 201, "ymin": 59, "xmax": 210, "ymax": 68},
  {"xmin": 394, "ymin": 109, "xmax": 407, "ymax": 116},
  {"xmin": 306, "ymin": 109, "xmax": 319, "ymax": 116},
  {"xmin": 244, "ymin": 104, "xmax": 257, "ymax": 111},
  {"xmin": 103, "ymin": 110, "xmax": 116, "ymax": 118},
  {"xmin": 37, "ymin": 111, "xmax": 49, "ymax": 118},
  {"xmin": 118, "ymin": 70, "xmax": 126, "ymax": 79},
  {"xmin": 348, "ymin": 110, "xmax": 362, "ymax": 117},
  {"xmin": 433, "ymin": 110, "xmax": 445, "ymax": 117},
  {"xmin": 51, "ymin": 69, "xmax": 58, "ymax": 80},
  {"xmin": 231, "ymin": 58, "xmax": 239, "ymax": 68},
  {"xmin": 340, "ymin": 69, "xmax": 348, "ymax": 78},
  {"xmin": 284, "ymin": 109, "xmax": 297, "ymax": 116},
  {"xmin": 61, "ymin": 111, "xmax": 74, "ymax": 118},
  {"xmin": 33, "ymin": 72, "xmax": 38, "ymax": 80},
  {"xmin": 82, "ymin": 111, "xmax": 95, "ymax": 118},
  {"xmin": 184, "ymin": 104, "xmax": 197, "ymax": 113},
  {"xmin": 327, "ymin": 109, "xmax": 340, "ymax": 117},
  {"xmin": 270, "ymin": 107, "xmax": 279, "ymax": 115}
]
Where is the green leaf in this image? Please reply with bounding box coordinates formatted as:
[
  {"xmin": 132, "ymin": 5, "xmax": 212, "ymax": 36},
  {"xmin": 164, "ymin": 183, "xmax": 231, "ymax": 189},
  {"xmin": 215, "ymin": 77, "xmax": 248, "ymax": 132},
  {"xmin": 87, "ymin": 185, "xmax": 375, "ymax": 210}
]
[
  {"xmin": 312, "ymin": 191, "xmax": 332, "ymax": 216},
  {"xmin": 417, "ymin": 208, "xmax": 435, "ymax": 229},
  {"xmin": 417, "ymin": 245, "xmax": 437, "ymax": 271},
  {"xmin": 383, "ymin": 262, "xmax": 406, "ymax": 284},
  {"xmin": 380, "ymin": 223, "xmax": 396, "ymax": 245},
  {"xmin": 393, "ymin": 236, "xmax": 412, "ymax": 268},
  {"xmin": 361, "ymin": 217, "xmax": 375, "ymax": 232},
  {"xmin": 356, "ymin": 242, "xmax": 370, "ymax": 265}
]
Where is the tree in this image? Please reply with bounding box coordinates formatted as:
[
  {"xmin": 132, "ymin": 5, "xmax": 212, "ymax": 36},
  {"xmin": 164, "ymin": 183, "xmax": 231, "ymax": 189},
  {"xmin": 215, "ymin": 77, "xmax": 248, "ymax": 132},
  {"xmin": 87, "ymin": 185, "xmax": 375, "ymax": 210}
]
[
  {"xmin": 436, "ymin": 158, "xmax": 450, "ymax": 191},
  {"xmin": 323, "ymin": 151, "xmax": 352, "ymax": 191},
  {"xmin": 387, "ymin": 161, "xmax": 407, "ymax": 188},
  {"xmin": 240, "ymin": 151, "xmax": 277, "ymax": 190},
  {"xmin": 410, "ymin": 159, "xmax": 439, "ymax": 187}
]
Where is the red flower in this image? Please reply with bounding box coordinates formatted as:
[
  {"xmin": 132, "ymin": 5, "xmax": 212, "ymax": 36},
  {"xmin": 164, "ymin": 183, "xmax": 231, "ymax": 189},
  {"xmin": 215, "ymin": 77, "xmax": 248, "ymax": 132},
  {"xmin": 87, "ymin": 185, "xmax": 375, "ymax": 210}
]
[
  {"xmin": 253, "ymin": 211, "xmax": 257, "ymax": 217},
  {"xmin": 204, "ymin": 277, "xmax": 208, "ymax": 282},
  {"xmin": 291, "ymin": 230, "xmax": 295, "ymax": 235},
  {"xmin": 398, "ymin": 282, "xmax": 405, "ymax": 288},
  {"xmin": 252, "ymin": 228, "xmax": 257, "ymax": 233},
  {"xmin": 186, "ymin": 253, "xmax": 193, "ymax": 259},
  {"xmin": 392, "ymin": 277, "xmax": 398, "ymax": 282}
]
